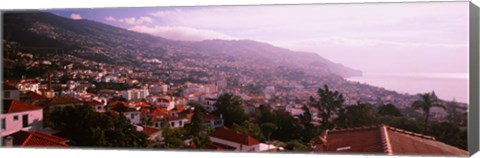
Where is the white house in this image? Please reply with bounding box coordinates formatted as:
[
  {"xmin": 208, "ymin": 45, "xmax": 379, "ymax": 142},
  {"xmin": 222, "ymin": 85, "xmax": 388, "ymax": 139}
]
[
  {"xmin": 121, "ymin": 88, "xmax": 149, "ymax": 101},
  {"xmin": 209, "ymin": 127, "xmax": 277, "ymax": 152},
  {"xmin": 124, "ymin": 111, "xmax": 141, "ymax": 125},
  {"xmin": 1, "ymin": 100, "xmax": 44, "ymax": 136},
  {"xmin": 3, "ymin": 84, "xmax": 20, "ymax": 101},
  {"xmin": 202, "ymin": 97, "xmax": 217, "ymax": 112}
]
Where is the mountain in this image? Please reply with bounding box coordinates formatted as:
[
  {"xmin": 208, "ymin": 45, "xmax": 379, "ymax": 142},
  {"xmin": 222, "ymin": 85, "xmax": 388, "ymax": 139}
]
[
  {"xmin": 3, "ymin": 12, "xmax": 361, "ymax": 78},
  {"xmin": 3, "ymin": 11, "xmax": 467, "ymax": 113}
]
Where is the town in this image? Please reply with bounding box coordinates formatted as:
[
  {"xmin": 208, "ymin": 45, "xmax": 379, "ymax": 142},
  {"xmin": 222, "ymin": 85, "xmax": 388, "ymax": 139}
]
[{"xmin": 1, "ymin": 11, "xmax": 470, "ymax": 156}]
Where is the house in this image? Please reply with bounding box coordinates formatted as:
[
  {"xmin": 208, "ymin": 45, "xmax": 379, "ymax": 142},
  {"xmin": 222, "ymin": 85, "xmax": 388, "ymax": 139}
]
[
  {"xmin": 43, "ymin": 96, "xmax": 85, "ymax": 113},
  {"xmin": 24, "ymin": 91, "xmax": 49, "ymax": 105},
  {"xmin": 109, "ymin": 103, "xmax": 141, "ymax": 125},
  {"xmin": 2, "ymin": 100, "xmax": 44, "ymax": 136},
  {"xmin": 138, "ymin": 125, "xmax": 163, "ymax": 147},
  {"xmin": 2, "ymin": 130, "xmax": 69, "ymax": 147},
  {"xmin": 89, "ymin": 100, "xmax": 106, "ymax": 112},
  {"xmin": 153, "ymin": 97, "xmax": 175, "ymax": 110},
  {"xmin": 309, "ymin": 124, "xmax": 468, "ymax": 156},
  {"xmin": 203, "ymin": 114, "xmax": 224, "ymax": 129},
  {"xmin": 209, "ymin": 126, "xmax": 277, "ymax": 152},
  {"xmin": 3, "ymin": 84, "xmax": 20, "ymax": 101},
  {"xmin": 4, "ymin": 80, "xmax": 40, "ymax": 93},
  {"xmin": 202, "ymin": 97, "xmax": 217, "ymax": 112}
]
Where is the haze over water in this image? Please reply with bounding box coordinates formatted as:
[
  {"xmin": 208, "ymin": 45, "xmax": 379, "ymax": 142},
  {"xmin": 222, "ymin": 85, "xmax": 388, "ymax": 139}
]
[{"xmin": 347, "ymin": 73, "xmax": 469, "ymax": 103}]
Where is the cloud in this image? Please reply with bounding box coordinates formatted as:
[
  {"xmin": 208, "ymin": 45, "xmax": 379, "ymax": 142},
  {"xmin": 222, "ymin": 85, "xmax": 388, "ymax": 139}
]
[
  {"xmin": 150, "ymin": 9, "xmax": 182, "ymax": 17},
  {"xmin": 70, "ymin": 13, "xmax": 82, "ymax": 20},
  {"xmin": 105, "ymin": 16, "xmax": 116, "ymax": 21},
  {"xmin": 129, "ymin": 25, "xmax": 236, "ymax": 41},
  {"xmin": 105, "ymin": 16, "xmax": 153, "ymax": 25}
]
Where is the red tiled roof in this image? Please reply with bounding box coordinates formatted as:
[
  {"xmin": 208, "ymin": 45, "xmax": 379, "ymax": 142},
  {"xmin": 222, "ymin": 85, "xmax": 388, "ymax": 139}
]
[
  {"xmin": 135, "ymin": 101, "xmax": 150, "ymax": 108},
  {"xmin": 173, "ymin": 104, "xmax": 185, "ymax": 112},
  {"xmin": 205, "ymin": 142, "xmax": 237, "ymax": 151},
  {"xmin": 210, "ymin": 126, "xmax": 260, "ymax": 146},
  {"xmin": 89, "ymin": 100, "xmax": 103, "ymax": 107},
  {"xmin": 315, "ymin": 124, "xmax": 468, "ymax": 156},
  {"xmin": 2, "ymin": 100, "xmax": 43, "ymax": 114},
  {"xmin": 47, "ymin": 96, "xmax": 84, "ymax": 106},
  {"xmin": 203, "ymin": 114, "xmax": 221, "ymax": 121},
  {"xmin": 140, "ymin": 126, "xmax": 160, "ymax": 135},
  {"xmin": 3, "ymin": 83, "xmax": 19, "ymax": 91},
  {"xmin": 3, "ymin": 130, "xmax": 68, "ymax": 147},
  {"xmin": 26, "ymin": 91, "xmax": 48, "ymax": 100}
]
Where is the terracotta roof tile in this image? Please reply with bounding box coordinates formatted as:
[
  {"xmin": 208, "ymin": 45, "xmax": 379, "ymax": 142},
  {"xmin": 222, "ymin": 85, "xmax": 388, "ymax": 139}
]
[
  {"xmin": 3, "ymin": 131, "xmax": 68, "ymax": 147},
  {"xmin": 210, "ymin": 126, "xmax": 260, "ymax": 146},
  {"xmin": 140, "ymin": 126, "xmax": 160, "ymax": 135},
  {"xmin": 47, "ymin": 97, "xmax": 84, "ymax": 106},
  {"xmin": 2, "ymin": 100, "xmax": 43, "ymax": 114},
  {"xmin": 313, "ymin": 124, "xmax": 468, "ymax": 156},
  {"xmin": 26, "ymin": 91, "xmax": 48, "ymax": 100},
  {"xmin": 3, "ymin": 83, "xmax": 19, "ymax": 91}
]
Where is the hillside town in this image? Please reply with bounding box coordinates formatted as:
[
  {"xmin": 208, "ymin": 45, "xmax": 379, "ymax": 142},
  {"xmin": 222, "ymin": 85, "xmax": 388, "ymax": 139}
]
[{"xmin": 1, "ymin": 12, "xmax": 470, "ymax": 156}]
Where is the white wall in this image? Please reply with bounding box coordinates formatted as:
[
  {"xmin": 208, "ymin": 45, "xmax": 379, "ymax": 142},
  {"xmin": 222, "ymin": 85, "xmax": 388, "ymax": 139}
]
[
  {"xmin": 1, "ymin": 109, "xmax": 43, "ymax": 136},
  {"xmin": 124, "ymin": 111, "xmax": 141, "ymax": 125},
  {"xmin": 209, "ymin": 137, "xmax": 257, "ymax": 151},
  {"xmin": 3, "ymin": 90, "xmax": 20, "ymax": 101}
]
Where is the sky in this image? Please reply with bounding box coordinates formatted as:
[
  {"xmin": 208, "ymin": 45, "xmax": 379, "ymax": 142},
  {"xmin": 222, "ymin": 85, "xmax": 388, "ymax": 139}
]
[{"xmin": 49, "ymin": 2, "xmax": 470, "ymax": 76}]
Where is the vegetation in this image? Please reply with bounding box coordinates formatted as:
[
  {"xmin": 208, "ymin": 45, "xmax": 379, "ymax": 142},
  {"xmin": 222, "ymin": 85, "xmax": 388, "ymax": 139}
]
[
  {"xmin": 411, "ymin": 91, "xmax": 446, "ymax": 134},
  {"xmin": 47, "ymin": 105, "xmax": 148, "ymax": 147},
  {"xmin": 213, "ymin": 93, "xmax": 249, "ymax": 127},
  {"xmin": 309, "ymin": 85, "xmax": 345, "ymax": 130}
]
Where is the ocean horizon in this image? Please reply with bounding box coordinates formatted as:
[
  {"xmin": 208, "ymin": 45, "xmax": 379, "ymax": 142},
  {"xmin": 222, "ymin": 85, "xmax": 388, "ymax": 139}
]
[{"xmin": 346, "ymin": 73, "xmax": 469, "ymax": 103}]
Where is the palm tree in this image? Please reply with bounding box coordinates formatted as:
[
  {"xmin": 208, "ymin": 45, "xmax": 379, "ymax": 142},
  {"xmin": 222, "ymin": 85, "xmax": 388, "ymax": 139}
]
[{"xmin": 411, "ymin": 91, "xmax": 446, "ymax": 134}]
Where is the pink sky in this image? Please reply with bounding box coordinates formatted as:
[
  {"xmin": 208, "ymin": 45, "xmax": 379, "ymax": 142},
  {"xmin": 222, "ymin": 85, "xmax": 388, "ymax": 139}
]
[{"xmin": 119, "ymin": 2, "xmax": 470, "ymax": 75}]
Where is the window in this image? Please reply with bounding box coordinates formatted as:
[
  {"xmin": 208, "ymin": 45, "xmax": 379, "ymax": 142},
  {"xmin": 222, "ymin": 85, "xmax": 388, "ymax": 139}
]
[
  {"xmin": 1, "ymin": 118, "xmax": 5, "ymax": 130},
  {"xmin": 155, "ymin": 122, "xmax": 159, "ymax": 128},
  {"xmin": 13, "ymin": 115, "xmax": 18, "ymax": 121},
  {"xmin": 170, "ymin": 122, "xmax": 175, "ymax": 127},
  {"xmin": 130, "ymin": 113, "xmax": 135, "ymax": 119},
  {"xmin": 22, "ymin": 114, "xmax": 29, "ymax": 128},
  {"xmin": 4, "ymin": 91, "xmax": 10, "ymax": 98},
  {"xmin": 179, "ymin": 121, "xmax": 182, "ymax": 126}
]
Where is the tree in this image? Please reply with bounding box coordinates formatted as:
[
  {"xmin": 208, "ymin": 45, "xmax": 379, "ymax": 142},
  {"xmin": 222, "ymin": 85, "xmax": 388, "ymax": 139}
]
[
  {"xmin": 285, "ymin": 140, "xmax": 309, "ymax": 152},
  {"xmin": 48, "ymin": 105, "xmax": 148, "ymax": 147},
  {"xmin": 310, "ymin": 85, "xmax": 345, "ymax": 130},
  {"xmin": 377, "ymin": 104, "xmax": 403, "ymax": 117},
  {"xmin": 213, "ymin": 93, "xmax": 248, "ymax": 127},
  {"xmin": 336, "ymin": 102, "xmax": 378, "ymax": 128},
  {"xmin": 232, "ymin": 120, "xmax": 266, "ymax": 142},
  {"xmin": 260, "ymin": 122, "xmax": 278, "ymax": 141},
  {"xmin": 300, "ymin": 105, "xmax": 312, "ymax": 127},
  {"xmin": 411, "ymin": 91, "xmax": 446, "ymax": 134},
  {"xmin": 257, "ymin": 104, "xmax": 274, "ymax": 124},
  {"xmin": 188, "ymin": 102, "xmax": 205, "ymax": 137}
]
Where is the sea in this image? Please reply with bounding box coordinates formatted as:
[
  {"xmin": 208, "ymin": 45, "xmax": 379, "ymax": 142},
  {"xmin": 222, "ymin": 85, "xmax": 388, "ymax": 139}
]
[{"xmin": 346, "ymin": 73, "xmax": 469, "ymax": 103}]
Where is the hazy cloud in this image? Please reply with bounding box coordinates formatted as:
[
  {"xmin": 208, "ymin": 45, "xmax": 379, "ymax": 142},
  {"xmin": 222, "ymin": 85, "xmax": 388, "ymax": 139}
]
[
  {"xmin": 70, "ymin": 13, "xmax": 82, "ymax": 20},
  {"xmin": 105, "ymin": 16, "xmax": 153, "ymax": 25},
  {"xmin": 129, "ymin": 25, "xmax": 236, "ymax": 41}
]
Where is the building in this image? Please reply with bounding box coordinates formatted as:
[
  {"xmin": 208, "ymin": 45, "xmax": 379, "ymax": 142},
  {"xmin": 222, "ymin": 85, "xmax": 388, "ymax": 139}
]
[
  {"xmin": 2, "ymin": 130, "xmax": 69, "ymax": 147},
  {"xmin": 202, "ymin": 114, "xmax": 224, "ymax": 129},
  {"xmin": 3, "ymin": 84, "xmax": 21, "ymax": 101},
  {"xmin": 109, "ymin": 103, "xmax": 141, "ymax": 125},
  {"xmin": 2, "ymin": 100, "xmax": 44, "ymax": 136},
  {"xmin": 209, "ymin": 127, "xmax": 277, "ymax": 152},
  {"xmin": 202, "ymin": 97, "xmax": 217, "ymax": 112},
  {"xmin": 309, "ymin": 124, "xmax": 468, "ymax": 156},
  {"xmin": 121, "ymin": 88, "xmax": 149, "ymax": 101}
]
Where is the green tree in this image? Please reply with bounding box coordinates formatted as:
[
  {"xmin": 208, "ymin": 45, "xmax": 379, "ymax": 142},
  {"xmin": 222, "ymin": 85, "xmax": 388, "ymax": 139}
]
[
  {"xmin": 188, "ymin": 102, "xmax": 205, "ymax": 137},
  {"xmin": 260, "ymin": 122, "xmax": 278, "ymax": 141},
  {"xmin": 161, "ymin": 121, "xmax": 186, "ymax": 149},
  {"xmin": 336, "ymin": 103, "xmax": 378, "ymax": 128},
  {"xmin": 285, "ymin": 140, "xmax": 309, "ymax": 152},
  {"xmin": 48, "ymin": 105, "xmax": 148, "ymax": 147},
  {"xmin": 213, "ymin": 93, "xmax": 248, "ymax": 127},
  {"xmin": 310, "ymin": 85, "xmax": 345, "ymax": 130},
  {"xmin": 429, "ymin": 122, "xmax": 467, "ymax": 150},
  {"xmin": 232, "ymin": 120, "xmax": 266, "ymax": 142},
  {"xmin": 377, "ymin": 103, "xmax": 403, "ymax": 117},
  {"xmin": 411, "ymin": 91, "xmax": 446, "ymax": 134}
]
